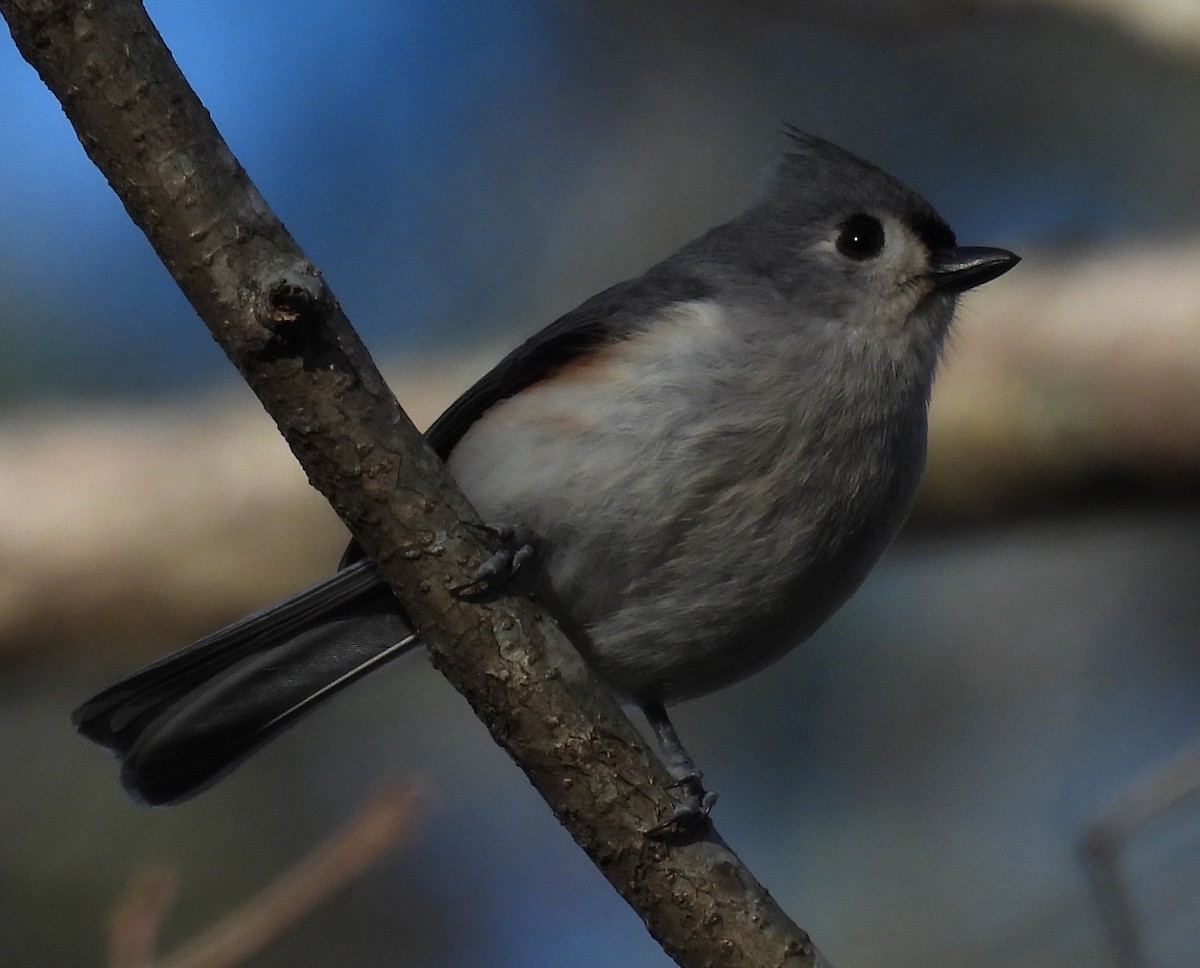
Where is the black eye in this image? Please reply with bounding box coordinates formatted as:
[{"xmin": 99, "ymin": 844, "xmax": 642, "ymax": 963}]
[{"xmin": 835, "ymin": 214, "xmax": 885, "ymax": 260}]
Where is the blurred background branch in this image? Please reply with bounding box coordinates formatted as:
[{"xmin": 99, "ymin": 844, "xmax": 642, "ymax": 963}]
[
  {"xmin": 3, "ymin": 241, "xmax": 1198, "ymax": 658},
  {"xmin": 3, "ymin": 0, "xmax": 1199, "ymax": 966},
  {"xmin": 106, "ymin": 784, "xmax": 420, "ymax": 968}
]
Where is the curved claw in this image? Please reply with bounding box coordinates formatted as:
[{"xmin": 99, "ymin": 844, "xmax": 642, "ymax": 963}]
[
  {"xmin": 646, "ymin": 776, "xmax": 718, "ymax": 839},
  {"xmin": 450, "ymin": 521, "xmax": 534, "ymax": 598},
  {"xmin": 639, "ymin": 699, "xmax": 719, "ymax": 838}
]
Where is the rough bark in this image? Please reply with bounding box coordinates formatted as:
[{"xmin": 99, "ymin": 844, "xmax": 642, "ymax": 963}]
[{"xmin": 0, "ymin": 1, "xmax": 828, "ymax": 965}]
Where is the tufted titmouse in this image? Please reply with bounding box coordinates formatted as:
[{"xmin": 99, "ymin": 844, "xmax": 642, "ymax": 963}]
[{"xmin": 74, "ymin": 129, "xmax": 1018, "ymax": 823}]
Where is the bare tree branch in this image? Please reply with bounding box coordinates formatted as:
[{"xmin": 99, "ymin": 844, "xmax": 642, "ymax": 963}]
[
  {"xmin": 107, "ymin": 867, "xmax": 178, "ymax": 968},
  {"xmin": 0, "ymin": 1, "xmax": 828, "ymax": 964},
  {"xmin": 5, "ymin": 239, "xmax": 1200, "ymax": 659},
  {"xmin": 1080, "ymin": 743, "xmax": 1200, "ymax": 968},
  {"xmin": 105, "ymin": 784, "xmax": 420, "ymax": 968},
  {"xmin": 923, "ymin": 240, "xmax": 1200, "ymax": 517},
  {"xmin": 159, "ymin": 784, "xmax": 421, "ymax": 968}
]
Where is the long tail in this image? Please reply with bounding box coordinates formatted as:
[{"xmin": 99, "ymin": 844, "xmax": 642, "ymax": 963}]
[{"xmin": 72, "ymin": 558, "xmax": 419, "ymax": 806}]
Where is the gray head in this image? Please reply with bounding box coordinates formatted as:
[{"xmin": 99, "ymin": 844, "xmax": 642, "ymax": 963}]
[{"xmin": 680, "ymin": 126, "xmax": 1018, "ymax": 349}]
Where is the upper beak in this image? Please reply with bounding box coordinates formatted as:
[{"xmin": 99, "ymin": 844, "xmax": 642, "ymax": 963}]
[{"xmin": 926, "ymin": 246, "xmax": 1020, "ymax": 293}]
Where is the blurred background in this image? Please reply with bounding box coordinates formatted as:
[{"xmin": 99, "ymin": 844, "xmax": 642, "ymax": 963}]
[{"xmin": 2, "ymin": 1, "xmax": 1199, "ymax": 966}]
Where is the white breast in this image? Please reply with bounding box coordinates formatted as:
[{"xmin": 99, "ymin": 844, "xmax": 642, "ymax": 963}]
[{"xmin": 447, "ymin": 299, "xmax": 928, "ymax": 703}]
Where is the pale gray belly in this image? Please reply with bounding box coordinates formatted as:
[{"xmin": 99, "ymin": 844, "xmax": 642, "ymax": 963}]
[{"xmin": 448, "ymin": 377, "xmax": 925, "ymax": 704}]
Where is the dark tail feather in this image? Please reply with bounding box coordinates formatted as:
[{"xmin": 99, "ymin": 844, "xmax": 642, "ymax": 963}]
[{"xmin": 72, "ymin": 558, "xmax": 419, "ymax": 806}]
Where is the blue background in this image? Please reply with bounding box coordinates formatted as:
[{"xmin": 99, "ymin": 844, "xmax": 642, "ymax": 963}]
[{"xmin": 2, "ymin": 3, "xmax": 1199, "ymax": 967}]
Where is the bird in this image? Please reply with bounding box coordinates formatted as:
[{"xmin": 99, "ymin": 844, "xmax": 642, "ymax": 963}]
[{"xmin": 73, "ymin": 127, "xmax": 1019, "ymax": 826}]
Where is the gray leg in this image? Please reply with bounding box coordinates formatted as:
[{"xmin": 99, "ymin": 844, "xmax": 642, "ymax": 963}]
[{"xmin": 641, "ymin": 700, "xmax": 717, "ymax": 835}]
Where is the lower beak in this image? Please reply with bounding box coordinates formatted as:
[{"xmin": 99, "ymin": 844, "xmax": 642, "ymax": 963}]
[{"xmin": 926, "ymin": 246, "xmax": 1020, "ymax": 293}]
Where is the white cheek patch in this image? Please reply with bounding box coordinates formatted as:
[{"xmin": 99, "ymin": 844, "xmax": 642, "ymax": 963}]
[
  {"xmin": 817, "ymin": 214, "xmax": 931, "ymax": 329},
  {"xmin": 883, "ymin": 214, "xmax": 931, "ymax": 278}
]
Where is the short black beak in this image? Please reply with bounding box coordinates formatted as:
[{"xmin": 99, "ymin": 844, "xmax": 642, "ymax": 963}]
[{"xmin": 926, "ymin": 246, "xmax": 1020, "ymax": 293}]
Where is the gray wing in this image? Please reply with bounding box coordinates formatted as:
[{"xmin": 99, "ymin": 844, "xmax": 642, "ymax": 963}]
[
  {"xmin": 424, "ymin": 269, "xmax": 714, "ymax": 458},
  {"xmin": 73, "ymin": 265, "xmax": 713, "ymax": 805},
  {"xmin": 335, "ymin": 268, "xmax": 712, "ymax": 571}
]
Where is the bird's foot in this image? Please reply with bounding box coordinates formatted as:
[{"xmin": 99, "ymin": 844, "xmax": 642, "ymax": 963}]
[
  {"xmin": 640, "ymin": 700, "xmax": 718, "ymax": 838},
  {"xmin": 450, "ymin": 521, "xmax": 534, "ymax": 598},
  {"xmin": 646, "ymin": 769, "xmax": 718, "ymax": 839}
]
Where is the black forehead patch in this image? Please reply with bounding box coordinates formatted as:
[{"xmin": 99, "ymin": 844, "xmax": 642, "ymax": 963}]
[{"xmin": 910, "ymin": 212, "xmax": 956, "ymax": 253}]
